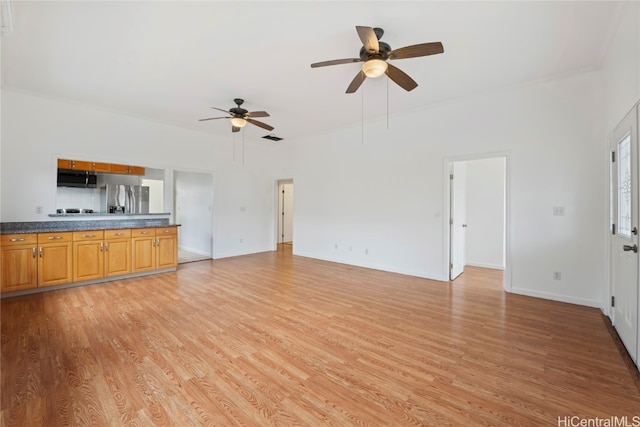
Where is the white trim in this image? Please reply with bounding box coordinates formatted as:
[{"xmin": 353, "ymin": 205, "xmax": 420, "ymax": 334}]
[
  {"xmin": 465, "ymin": 262, "xmax": 505, "ymax": 271},
  {"xmin": 509, "ymin": 287, "xmax": 601, "ymax": 309}
]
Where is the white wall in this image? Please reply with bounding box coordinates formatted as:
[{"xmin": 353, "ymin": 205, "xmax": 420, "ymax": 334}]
[
  {"xmin": 174, "ymin": 171, "xmax": 213, "ymax": 257},
  {"xmin": 0, "ymin": 89, "xmax": 277, "ymax": 259},
  {"xmin": 465, "ymin": 157, "xmax": 505, "ymax": 270},
  {"xmin": 283, "ymin": 70, "xmax": 606, "ymax": 307}
]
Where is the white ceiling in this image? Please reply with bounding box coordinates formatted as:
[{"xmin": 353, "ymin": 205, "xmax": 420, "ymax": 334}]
[{"xmin": 1, "ymin": 1, "xmax": 624, "ymax": 141}]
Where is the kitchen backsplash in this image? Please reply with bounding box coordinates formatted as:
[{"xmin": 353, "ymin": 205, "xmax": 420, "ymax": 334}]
[{"xmin": 56, "ymin": 187, "xmax": 102, "ymax": 212}]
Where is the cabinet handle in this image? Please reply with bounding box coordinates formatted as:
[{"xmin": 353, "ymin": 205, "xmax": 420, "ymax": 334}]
[
  {"xmin": 83, "ymin": 234, "xmax": 96, "ymax": 238},
  {"xmin": 48, "ymin": 236, "xmax": 63, "ymax": 240},
  {"xmin": 32, "ymin": 247, "xmax": 36, "ymax": 258},
  {"xmin": 9, "ymin": 238, "xmax": 26, "ymax": 242},
  {"xmin": 100, "ymin": 242, "xmax": 104, "ymax": 252},
  {"xmin": 114, "ymin": 232, "xmax": 124, "ymax": 236},
  {"xmin": 105, "ymin": 242, "xmax": 109, "ymax": 251},
  {"xmin": 140, "ymin": 231, "xmax": 149, "ymax": 235},
  {"xmin": 153, "ymin": 239, "xmax": 156, "ymax": 247},
  {"xmin": 39, "ymin": 247, "xmax": 43, "ymax": 257},
  {"xmin": 163, "ymin": 230, "xmax": 170, "ymax": 233},
  {"xmin": 157, "ymin": 239, "xmax": 160, "ymax": 247}
]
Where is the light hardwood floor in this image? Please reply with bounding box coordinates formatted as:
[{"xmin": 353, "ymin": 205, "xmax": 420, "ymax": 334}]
[{"xmin": 2, "ymin": 245, "xmax": 639, "ymax": 426}]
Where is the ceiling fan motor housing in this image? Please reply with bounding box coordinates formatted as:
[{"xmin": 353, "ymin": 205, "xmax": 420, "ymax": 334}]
[{"xmin": 359, "ymin": 41, "xmax": 391, "ymax": 61}]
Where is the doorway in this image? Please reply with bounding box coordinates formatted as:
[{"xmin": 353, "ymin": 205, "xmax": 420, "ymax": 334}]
[
  {"xmin": 609, "ymin": 104, "xmax": 639, "ymax": 365},
  {"xmin": 447, "ymin": 155, "xmax": 508, "ymax": 284},
  {"xmin": 277, "ymin": 179, "xmax": 294, "ymax": 245},
  {"xmin": 174, "ymin": 170, "xmax": 214, "ymax": 263}
]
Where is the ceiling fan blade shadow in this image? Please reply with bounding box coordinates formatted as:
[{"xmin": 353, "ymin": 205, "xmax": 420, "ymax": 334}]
[
  {"xmin": 356, "ymin": 26, "xmax": 379, "ymax": 53},
  {"xmin": 246, "ymin": 118, "xmax": 274, "ymax": 131},
  {"xmin": 248, "ymin": 111, "xmax": 270, "ymax": 118},
  {"xmin": 389, "ymin": 42, "xmax": 444, "ymax": 60},
  {"xmin": 385, "ymin": 63, "xmax": 418, "ymax": 92},
  {"xmin": 199, "ymin": 117, "xmax": 229, "ymax": 121},
  {"xmin": 232, "ymin": 126, "xmax": 241, "ymax": 133},
  {"xmin": 311, "ymin": 58, "xmax": 361, "ymax": 68},
  {"xmin": 346, "ymin": 70, "xmax": 366, "ymax": 94}
]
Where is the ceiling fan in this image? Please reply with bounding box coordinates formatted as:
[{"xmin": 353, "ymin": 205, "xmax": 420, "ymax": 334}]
[
  {"xmin": 311, "ymin": 26, "xmax": 444, "ymax": 93},
  {"xmin": 199, "ymin": 98, "xmax": 274, "ymax": 133}
]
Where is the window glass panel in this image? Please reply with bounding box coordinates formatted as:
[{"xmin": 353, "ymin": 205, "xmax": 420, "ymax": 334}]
[{"xmin": 618, "ymin": 133, "xmax": 632, "ymax": 237}]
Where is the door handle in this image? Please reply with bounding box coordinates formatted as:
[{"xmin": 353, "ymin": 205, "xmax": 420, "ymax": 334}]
[{"xmin": 623, "ymin": 244, "xmax": 638, "ymax": 253}]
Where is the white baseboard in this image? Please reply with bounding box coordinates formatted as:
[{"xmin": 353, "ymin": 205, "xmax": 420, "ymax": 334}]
[
  {"xmin": 179, "ymin": 246, "xmax": 211, "ymax": 257},
  {"xmin": 465, "ymin": 262, "xmax": 504, "ymax": 270},
  {"xmin": 509, "ymin": 287, "xmax": 601, "ymax": 308}
]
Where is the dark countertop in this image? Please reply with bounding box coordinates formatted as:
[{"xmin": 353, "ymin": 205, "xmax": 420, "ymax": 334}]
[{"xmin": 1, "ymin": 218, "xmax": 179, "ymax": 234}]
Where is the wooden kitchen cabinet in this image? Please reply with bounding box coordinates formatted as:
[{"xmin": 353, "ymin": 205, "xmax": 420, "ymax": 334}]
[
  {"xmin": 131, "ymin": 226, "xmax": 178, "ymax": 273},
  {"xmin": 38, "ymin": 232, "xmax": 73, "ymax": 287},
  {"xmin": 57, "ymin": 159, "xmax": 111, "ymax": 172},
  {"xmin": 156, "ymin": 226, "xmax": 178, "ymax": 269},
  {"xmin": 72, "ymin": 230, "xmax": 105, "ymax": 282},
  {"xmin": 131, "ymin": 228, "xmax": 156, "ymax": 273},
  {"xmin": 1, "ymin": 234, "xmax": 38, "ymax": 293},
  {"xmin": 104, "ymin": 229, "xmax": 131, "ymax": 277},
  {"xmin": 110, "ymin": 163, "xmax": 145, "ymax": 175}
]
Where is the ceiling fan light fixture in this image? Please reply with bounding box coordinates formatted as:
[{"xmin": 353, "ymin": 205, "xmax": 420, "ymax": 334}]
[
  {"xmin": 230, "ymin": 117, "xmax": 247, "ymax": 128},
  {"xmin": 362, "ymin": 58, "xmax": 388, "ymax": 78}
]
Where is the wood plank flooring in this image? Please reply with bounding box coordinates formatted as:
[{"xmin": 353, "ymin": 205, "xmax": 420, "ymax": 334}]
[{"xmin": 2, "ymin": 244, "xmax": 639, "ymax": 426}]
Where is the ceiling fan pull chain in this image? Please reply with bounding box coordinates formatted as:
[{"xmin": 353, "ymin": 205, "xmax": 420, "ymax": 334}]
[{"xmin": 387, "ymin": 77, "xmax": 389, "ymax": 130}]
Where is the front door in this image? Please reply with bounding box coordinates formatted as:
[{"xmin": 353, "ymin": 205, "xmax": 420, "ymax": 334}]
[{"xmin": 610, "ymin": 106, "xmax": 639, "ymax": 364}]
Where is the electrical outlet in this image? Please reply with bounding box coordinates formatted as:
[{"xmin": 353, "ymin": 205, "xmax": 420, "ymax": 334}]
[
  {"xmin": 553, "ymin": 272, "xmax": 561, "ymax": 280},
  {"xmin": 36, "ymin": 206, "xmax": 43, "ymax": 214},
  {"xmin": 365, "ymin": 248, "xmax": 369, "ymax": 255},
  {"xmin": 552, "ymin": 207, "xmax": 565, "ymax": 216}
]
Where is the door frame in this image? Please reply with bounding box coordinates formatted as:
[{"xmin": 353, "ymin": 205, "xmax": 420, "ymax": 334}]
[
  {"xmin": 443, "ymin": 151, "xmax": 511, "ymax": 290},
  {"xmin": 273, "ymin": 178, "xmax": 294, "ymax": 250}
]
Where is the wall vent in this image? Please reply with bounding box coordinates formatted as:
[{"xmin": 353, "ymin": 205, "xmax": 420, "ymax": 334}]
[{"xmin": 262, "ymin": 134, "xmax": 283, "ymax": 141}]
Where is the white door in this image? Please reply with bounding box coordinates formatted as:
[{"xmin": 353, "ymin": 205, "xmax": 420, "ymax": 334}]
[
  {"xmin": 450, "ymin": 162, "xmax": 467, "ymax": 280},
  {"xmin": 610, "ymin": 106, "xmax": 639, "ymax": 364},
  {"xmin": 278, "ymin": 182, "xmax": 293, "ymax": 243}
]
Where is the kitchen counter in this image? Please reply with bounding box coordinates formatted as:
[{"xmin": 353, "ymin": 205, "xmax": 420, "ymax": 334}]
[
  {"xmin": 1, "ymin": 217, "xmax": 178, "ymax": 234},
  {"xmin": 48, "ymin": 212, "xmax": 171, "ymax": 218}
]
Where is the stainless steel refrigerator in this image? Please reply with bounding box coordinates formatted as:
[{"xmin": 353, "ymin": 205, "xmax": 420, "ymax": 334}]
[{"xmin": 100, "ymin": 185, "xmax": 149, "ymax": 214}]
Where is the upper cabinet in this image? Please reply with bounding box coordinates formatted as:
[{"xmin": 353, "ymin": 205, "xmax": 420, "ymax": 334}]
[
  {"xmin": 57, "ymin": 158, "xmax": 145, "ymax": 176},
  {"xmin": 110, "ymin": 164, "xmax": 145, "ymax": 175}
]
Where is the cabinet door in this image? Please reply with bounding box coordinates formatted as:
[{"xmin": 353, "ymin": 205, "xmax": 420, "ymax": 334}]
[
  {"xmin": 156, "ymin": 235, "xmax": 177, "ymax": 269},
  {"xmin": 38, "ymin": 242, "xmax": 73, "ymax": 287},
  {"xmin": 128, "ymin": 166, "xmax": 145, "ymax": 175},
  {"xmin": 110, "ymin": 163, "xmax": 130, "ymax": 174},
  {"xmin": 73, "ymin": 240, "xmax": 104, "ymax": 282},
  {"xmin": 132, "ymin": 237, "xmax": 156, "ymax": 272},
  {"xmin": 105, "ymin": 238, "xmax": 131, "ymax": 277},
  {"xmin": 1, "ymin": 245, "xmax": 38, "ymax": 292},
  {"xmin": 57, "ymin": 158, "xmax": 73, "ymax": 169},
  {"xmin": 91, "ymin": 162, "xmax": 111, "ymax": 173}
]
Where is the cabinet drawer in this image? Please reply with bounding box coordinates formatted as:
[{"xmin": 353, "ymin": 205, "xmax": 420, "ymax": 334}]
[
  {"xmin": 73, "ymin": 230, "xmax": 104, "ymax": 241},
  {"xmin": 1, "ymin": 234, "xmax": 37, "ymax": 246},
  {"xmin": 156, "ymin": 227, "xmax": 177, "ymax": 236},
  {"xmin": 105, "ymin": 229, "xmax": 131, "ymax": 239},
  {"xmin": 38, "ymin": 232, "xmax": 73, "ymax": 243},
  {"xmin": 131, "ymin": 228, "xmax": 155, "ymax": 237}
]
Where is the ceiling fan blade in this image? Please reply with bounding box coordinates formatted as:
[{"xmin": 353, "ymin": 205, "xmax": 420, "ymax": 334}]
[
  {"xmin": 211, "ymin": 107, "xmax": 232, "ymax": 115},
  {"xmin": 246, "ymin": 118, "xmax": 274, "ymax": 131},
  {"xmin": 232, "ymin": 126, "xmax": 241, "ymax": 133},
  {"xmin": 346, "ymin": 70, "xmax": 367, "ymax": 94},
  {"xmin": 385, "ymin": 63, "xmax": 418, "ymax": 92},
  {"xmin": 311, "ymin": 58, "xmax": 361, "ymax": 68},
  {"xmin": 198, "ymin": 117, "xmax": 229, "ymax": 121},
  {"xmin": 356, "ymin": 26, "xmax": 379, "ymax": 53},
  {"xmin": 248, "ymin": 111, "xmax": 270, "ymax": 118},
  {"xmin": 389, "ymin": 42, "xmax": 444, "ymax": 60}
]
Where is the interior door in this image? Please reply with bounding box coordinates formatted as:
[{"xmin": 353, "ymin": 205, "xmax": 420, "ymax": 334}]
[
  {"xmin": 450, "ymin": 162, "xmax": 467, "ymax": 280},
  {"xmin": 610, "ymin": 106, "xmax": 639, "ymax": 364}
]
